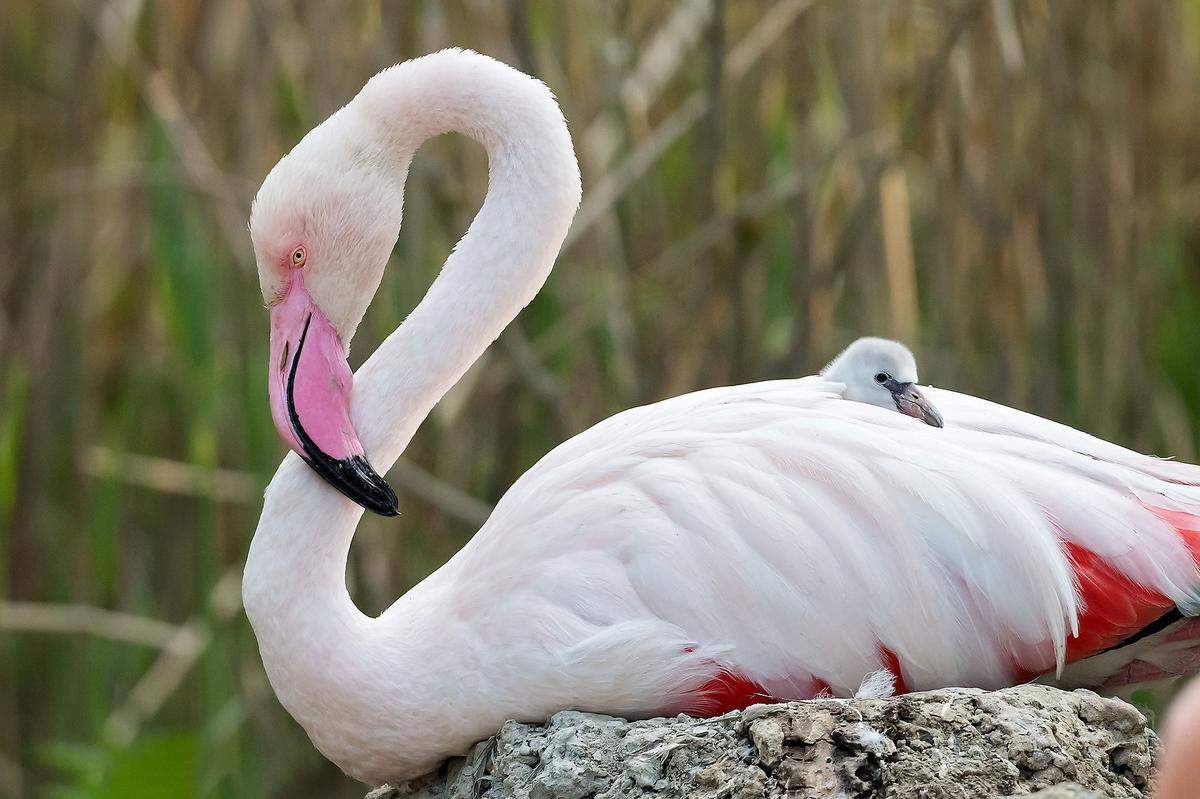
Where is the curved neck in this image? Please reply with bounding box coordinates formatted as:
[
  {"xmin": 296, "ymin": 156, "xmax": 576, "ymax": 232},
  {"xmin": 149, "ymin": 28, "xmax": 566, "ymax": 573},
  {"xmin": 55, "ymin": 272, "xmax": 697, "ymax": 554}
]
[
  {"xmin": 351, "ymin": 56, "xmax": 581, "ymax": 470},
  {"xmin": 243, "ymin": 52, "xmax": 579, "ymax": 768}
]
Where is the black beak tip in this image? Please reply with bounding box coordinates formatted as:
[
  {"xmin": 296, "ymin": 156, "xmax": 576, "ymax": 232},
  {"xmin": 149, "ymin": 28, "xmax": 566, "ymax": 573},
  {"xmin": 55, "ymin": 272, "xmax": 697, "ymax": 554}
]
[
  {"xmin": 368, "ymin": 501, "xmax": 401, "ymax": 517},
  {"xmin": 342, "ymin": 455, "xmax": 400, "ymax": 517},
  {"xmin": 353, "ymin": 483, "xmax": 400, "ymax": 517},
  {"xmin": 299, "ymin": 450, "xmax": 401, "ymax": 517},
  {"xmin": 370, "ymin": 485, "xmax": 401, "ymax": 517}
]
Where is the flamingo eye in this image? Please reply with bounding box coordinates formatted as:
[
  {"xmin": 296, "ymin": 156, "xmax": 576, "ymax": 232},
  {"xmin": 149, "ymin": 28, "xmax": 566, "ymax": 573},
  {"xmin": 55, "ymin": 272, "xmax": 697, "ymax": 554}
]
[
  {"xmin": 874, "ymin": 372, "xmax": 891, "ymax": 384},
  {"xmin": 290, "ymin": 246, "xmax": 306, "ymax": 266}
]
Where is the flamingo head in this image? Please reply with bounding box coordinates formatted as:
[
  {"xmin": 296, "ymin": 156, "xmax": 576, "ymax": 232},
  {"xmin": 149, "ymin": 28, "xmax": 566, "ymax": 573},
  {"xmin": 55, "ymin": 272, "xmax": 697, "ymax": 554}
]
[
  {"xmin": 822, "ymin": 337, "xmax": 944, "ymax": 428},
  {"xmin": 249, "ymin": 108, "xmax": 405, "ymax": 516}
]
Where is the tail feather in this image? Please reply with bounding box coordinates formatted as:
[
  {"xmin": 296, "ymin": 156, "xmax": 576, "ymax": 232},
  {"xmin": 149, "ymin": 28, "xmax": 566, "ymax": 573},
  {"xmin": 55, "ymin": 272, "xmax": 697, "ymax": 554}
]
[
  {"xmin": 1053, "ymin": 615, "xmax": 1200, "ymax": 693},
  {"xmin": 1050, "ymin": 506, "xmax": 1200, "ymax": 692}
]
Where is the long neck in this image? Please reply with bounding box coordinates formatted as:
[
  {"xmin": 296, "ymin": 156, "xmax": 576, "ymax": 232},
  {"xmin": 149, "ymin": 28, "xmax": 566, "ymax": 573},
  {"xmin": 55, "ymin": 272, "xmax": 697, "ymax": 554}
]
[{"xmin": 242, "ymin": 51, "xmax": 580, "ymax": 768}]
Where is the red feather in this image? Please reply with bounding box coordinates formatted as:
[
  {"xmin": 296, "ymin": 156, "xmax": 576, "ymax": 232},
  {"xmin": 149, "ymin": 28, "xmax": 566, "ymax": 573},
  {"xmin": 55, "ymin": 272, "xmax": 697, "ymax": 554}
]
[{"xmin": 1062, "ymin": 506, "xmax": 1200, "ymax": 663}]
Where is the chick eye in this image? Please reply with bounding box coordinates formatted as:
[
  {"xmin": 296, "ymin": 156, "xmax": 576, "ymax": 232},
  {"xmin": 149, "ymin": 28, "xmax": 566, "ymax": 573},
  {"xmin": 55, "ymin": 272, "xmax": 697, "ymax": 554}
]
[
  {"xmin": 290, "ymin": 246, "xmax": 306, "ymax": 266},
  {"xmin": 874, "ymin": 372, "xmax": 891, "ymax": 384}
]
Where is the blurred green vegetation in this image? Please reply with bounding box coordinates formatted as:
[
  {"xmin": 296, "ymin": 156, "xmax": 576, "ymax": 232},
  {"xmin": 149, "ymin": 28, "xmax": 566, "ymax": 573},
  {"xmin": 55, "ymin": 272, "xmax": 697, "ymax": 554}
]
[{"xmin": 2, "ymin": 0, "xmax": 1200, "ymax": 797}]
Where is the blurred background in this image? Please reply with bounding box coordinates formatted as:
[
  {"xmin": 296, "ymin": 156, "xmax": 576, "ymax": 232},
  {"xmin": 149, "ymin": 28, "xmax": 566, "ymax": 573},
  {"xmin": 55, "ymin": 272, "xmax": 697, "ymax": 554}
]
[{"xmin": 3, "ymin": 0, "xmax": 1200, "ymax": 796}]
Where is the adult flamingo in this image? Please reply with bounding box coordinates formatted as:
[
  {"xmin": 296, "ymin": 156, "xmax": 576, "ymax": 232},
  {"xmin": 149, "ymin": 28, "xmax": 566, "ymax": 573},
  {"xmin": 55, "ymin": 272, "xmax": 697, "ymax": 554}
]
[{"xmin": 243, "ymin": 50, "xmax": 1200, "ymax": 783}]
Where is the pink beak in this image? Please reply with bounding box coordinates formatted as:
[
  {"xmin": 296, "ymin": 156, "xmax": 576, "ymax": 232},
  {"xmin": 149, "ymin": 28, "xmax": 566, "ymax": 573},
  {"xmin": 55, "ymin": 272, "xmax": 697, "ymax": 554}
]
[{"xmin": 268, "ymin": 275, "xmax": 398, "ymax": 516}]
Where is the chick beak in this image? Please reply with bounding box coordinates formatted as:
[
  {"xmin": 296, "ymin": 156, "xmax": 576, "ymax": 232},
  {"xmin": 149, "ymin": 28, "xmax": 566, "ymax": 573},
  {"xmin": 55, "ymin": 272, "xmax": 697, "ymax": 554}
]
[{"xmin": 887, "ymin": 380, "xmax": 944, "ymax": 428}]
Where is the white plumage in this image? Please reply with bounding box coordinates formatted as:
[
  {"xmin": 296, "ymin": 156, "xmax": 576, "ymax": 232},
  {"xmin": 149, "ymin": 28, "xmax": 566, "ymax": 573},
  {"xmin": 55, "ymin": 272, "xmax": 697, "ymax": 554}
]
[{"xmin": 243, "ymin": 50, "xmax": 1200, "ymax": 784}]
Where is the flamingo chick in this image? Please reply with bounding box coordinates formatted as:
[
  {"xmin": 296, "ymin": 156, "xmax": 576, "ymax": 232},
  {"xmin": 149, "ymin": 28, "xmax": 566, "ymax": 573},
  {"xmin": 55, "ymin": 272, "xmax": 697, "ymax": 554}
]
[{"xmin": 821, "ymin": 337, "xmax": 943, "ymax": 428}]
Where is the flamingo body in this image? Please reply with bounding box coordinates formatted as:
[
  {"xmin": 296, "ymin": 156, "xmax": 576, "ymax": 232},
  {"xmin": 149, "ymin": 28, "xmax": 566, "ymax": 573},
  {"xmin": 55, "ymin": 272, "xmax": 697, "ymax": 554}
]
[{"xmin": 423, "ymin": 377, "xmax": 1200, "ymax": 704}]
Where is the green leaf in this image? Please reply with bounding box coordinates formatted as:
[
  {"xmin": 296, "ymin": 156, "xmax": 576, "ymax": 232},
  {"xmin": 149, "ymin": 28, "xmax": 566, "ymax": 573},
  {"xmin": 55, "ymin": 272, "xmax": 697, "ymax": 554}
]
[{"xmin": 98, "ymin": 733, "xmax": 198, "ymax": 799}]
